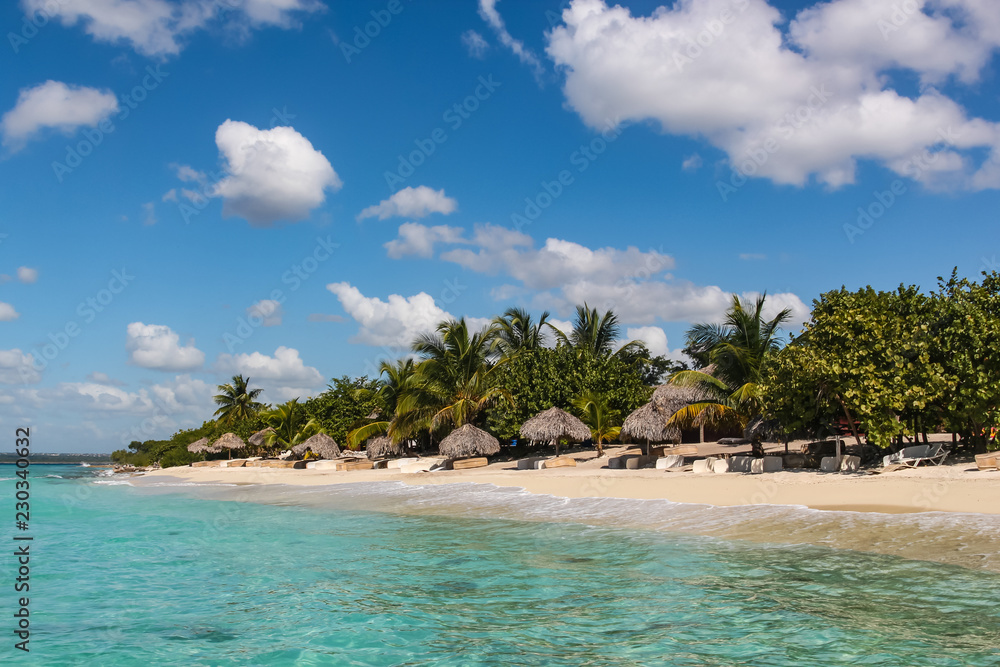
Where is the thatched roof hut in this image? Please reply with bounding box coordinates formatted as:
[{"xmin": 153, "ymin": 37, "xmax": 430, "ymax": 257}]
[
  {"xmin": 291, "ymin": 432, "xmax": 341, "ymax": 460},
  {"xmin": 186, "ymin": 437, "xmax": 209, "ymax": 454},
  {"xmin": 212, "ymin": 432, "xmax": 246, "ymax": 459},
  {"xmin": 520, "ymin": 406, "xmax": 590, "ymax": 455},
  {"xmin": 248, "ymin": 427, "xmax": 275, "ymax": 449},
  {"xmin": 438, "ymin": 424, "xmax": 500, "ymax": 459},
  {"xmin": 621, "ymin": 401, "xmax": 681, "ymax": 450},
  {"xmin": 366, "ymin": 435, "xmax": 403, "ymax": 460}
]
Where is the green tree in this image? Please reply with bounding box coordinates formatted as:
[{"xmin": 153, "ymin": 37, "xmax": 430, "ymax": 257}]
[
  {"xmin": 670, "ymin": 294, "xmax": 792, "ymax": 438},
  {"xmin": 493, "ymin": 307, "xmax": 550, "ymax": 358},
  {"xmin": 549, "ymin": 304, "xmax": 642, "ymax": 359},
  {"xmin": 213, "ymin": 375, "xmax": 264, "ymax": 425},
  {"xmin": 345, "ymin": 360, "xmax": 418, "ymax": 448},
  {"xmin": 305, "ymin": 376, "xmax": 382, "ymax": 450},
  {"xmin": 397, "ymin": 318, "xmax": 509, "ymax": 438},
  {"xmin": 263, "ymin": 399, "xmax": 322, "ymax": 452},
  {"xmin": 571, "ymin": 390, "xmax": 621, "ymax": 456}
]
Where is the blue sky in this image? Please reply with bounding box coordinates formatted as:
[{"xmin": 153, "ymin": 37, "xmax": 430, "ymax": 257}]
[{"xmin": 2, "ymin": 0, "xmax": 998, "ymax": 452}]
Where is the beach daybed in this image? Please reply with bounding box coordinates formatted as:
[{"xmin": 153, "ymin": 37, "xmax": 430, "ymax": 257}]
[
  {"xmin": 882, "ymin": 444, "xmax": 948, "ymax": 468},
  {"xmin": 975, "ymin": 452, "xmax": 999, "ymax": 470}
]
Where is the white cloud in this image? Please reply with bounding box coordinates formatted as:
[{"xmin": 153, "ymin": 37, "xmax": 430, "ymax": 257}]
[
  {"xmin": 384, "ymin": 222, "xmax": 466, "ymax": 259},
  {"xmin": 126, "ymin": 322, "xmax": 205, "ymax": 371},
  {"xmin": 1, "ymin": 81, "xmax": 118, "ymax": 150},
  {"xmin": 546, "ymin": 0, "xmax": 1000, "ymax": 190},
  {"xmin": 682, "ymin": 153, "xmax": 703, "ymax": 171},
  {"xmin": 38, "ymin": 374, "xmax": 213, "ymax": 416},
  {"xmin": 17, "ymin": 267, "xmax": 38, "ymax": 284},
  {"xmin": 478, "ymin": 0, "xmax": 545, "ymax": 82},
  {"xmin": 0, "ymin": 350, "xmax": 39, "ymax": 384},
  {"xmin": 161, "ymin": 188, "xmax": 178, "ymax": 202},
  {"xmin": 215, "ymin": 346, "xmax": 324, "ymax": 387},
  {"xmin": 86, "ymin": 371, "xmax": 125, "ymax": 386},
  {"xmin": 462, "ymin": 29, "xmax": 490, "ymax": 58},
  {"xmin": 0, "ymin": 303, "xmax": 20, "ymax": 321},
  {"xmin": 173, "ymin": 163, "xmax": 206, "ymax": 183},
  {"xmin": 386, "ymin": 222, "xmax": 809, "ymax": 327},
  {"xmin": 357, "ymin": 185, "xmax": 458, "ymax": 221},
  {"xmin": 21, "ymin": 0, "xmax": 325, "ymax": 58},
  {"xmin": 626, "ymin": 326, "xmax": 669, "ymax": 357},
  {"xmin": 141, "ymin": 202, "xmax": 157, "ymax": 226},
  {"xmin": 327, "ymin": 282, "xmax": 451, "ymax": 348},
  {"xmin": 212, "ymin": 120, "xmax": 341, "ymax": 226},
  {"xmin": 246, "ymin": 299, "xmax": 283, "ymax": 327}
]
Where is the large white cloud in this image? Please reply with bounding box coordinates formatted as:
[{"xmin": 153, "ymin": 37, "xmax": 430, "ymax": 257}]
[
  {"xmin": 327, "ymin": 282, "xmax": 452, "ymax": 348},
  {"xmin": 625, "ymin": 326, "xmax": 669, "ymax": 357},
  {"xmin": 215, "ymin": 346, "xmax": 323, "ymax": 386},
  {"xmin": 212, "ymin": 120, "xmax": 341, "ymax": 226},
  {"xmin": 1, "ymin": 81, "xmax": 118, "ymax": 149},
  {"xmin": 357, "ymin": 186, "xmax": 458, "ymax": 221},
  {"xmin": 126, "ymin": 322, "xmax": 205, "ymax": 371},
  {"xmin": 20, "ymin": 0, "xmax": 325, "ymax": 58},
  {"xmin": 546, "ymin": 0, "xmax": 1000, "ymax": 190}
]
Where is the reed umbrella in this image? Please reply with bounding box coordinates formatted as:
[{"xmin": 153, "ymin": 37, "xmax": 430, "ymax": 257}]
[
  {"xmin": 213, "ymin": 433, "xmax": 246, "ymax": 459},
  {"xmin": 186, "ymin": 437, "xmax": 209, "ymax": 454},
  {"xmin": 621, "ymin": 401, "xmax": 680, "ymax": 455},
  {"xmin": 366, "ymin": 435, "xmax": 403, "ymax": 461},
  {"xmin": 520, "ymin": 406, "xmax": 591, "ymax": 456},
  {"xmin": 438, "ymin": 424, "xmax": 500, "ymax": 459},
  {"xmin": 290, "ymin": 433, "xmax": 341, "ymax": 460}
]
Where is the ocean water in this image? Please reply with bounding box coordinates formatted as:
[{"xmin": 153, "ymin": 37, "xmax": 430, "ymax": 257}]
[{"xmin": 3, "ymin": 465, "xmax": 1000, "ymax": 666}]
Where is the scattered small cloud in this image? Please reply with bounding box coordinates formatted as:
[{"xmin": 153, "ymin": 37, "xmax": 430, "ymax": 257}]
[
  {"xmin": 478, "ymin": 0, "xmax": 545, "ymax": 84},
  {"xmin": 17, "ymin": 267, "xmax": 38, "ymax": 284},
  {"xmin": 1, "ymin": 80, "xmax": 118, "ymax": 150},
  {"xmin": 86, "ymin": 371, "xmax": 125, "ymax": 386},
  {"xmin": 682, "ymin": 153, "xmax": 703, "ymax": 171},
  {"xmin": 0, "ymin": 303, "xmax": 20, "ymax": 321},
  {"xmin": 462, "ymin": 29, "xmax": 490, "ymax": 58},
  {"xmin": 126, "ymin": 322, "xmax": 205, "ymax": 371},
  {"xmin": 358, "ymin": 186, "xmax": 458, "ymax": 221},
  {"xmin": 142, "ymin": 202, "xmax": 156, "ymax": 226},
  {"xmin": 246, "ymin": 299, "xmax": 283, "ymax": 327}
]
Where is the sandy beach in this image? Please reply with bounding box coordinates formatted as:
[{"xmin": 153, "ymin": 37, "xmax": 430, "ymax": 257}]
[{"xmin": 140, "ymin": 444, "xmax": 1000, "ymax": 516}]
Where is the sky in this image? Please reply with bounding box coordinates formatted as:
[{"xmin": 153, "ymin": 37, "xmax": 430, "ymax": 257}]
[{"xmin": 2, "ymin": 0, "xmax": 999, "ymax": 453}]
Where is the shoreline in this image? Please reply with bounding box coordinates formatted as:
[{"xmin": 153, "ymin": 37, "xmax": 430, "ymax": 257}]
[{"xmin": 139, "ymin": 450, "xmax": 1000, "ymax": 516}]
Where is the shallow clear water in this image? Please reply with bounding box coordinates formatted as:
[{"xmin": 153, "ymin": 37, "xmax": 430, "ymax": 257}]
[{"xmin": 4, "ymin": 465, "xmax": 1000, "ymax": 665}]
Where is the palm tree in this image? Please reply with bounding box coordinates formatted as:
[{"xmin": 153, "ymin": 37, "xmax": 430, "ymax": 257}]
[
  {"xmin": 548, "ymin": 304, "xmax": 642, "ymax": 359},
  {"xmin": 493, "ymin": 307, "xmax": 549, "ymax": 358},
  {"xmin": 213, "ymin": 374, "xmax": 264, "ymax": 425},
  {"xmin": 263, "ymin": 399, "xmax": 321, "ymax": 452},
  {"xmin": 668, "ymin": 294, "xmax": 791, "ymax": 449},
  {"xmin": 571, "ymin": 390, "xmax": 621, "ymax": 457},
  {"xmin": 346, "ymin": 358, "xmax": 417, "ymax": 448},
  {"xmin": 396, "ymin": 318, "xmax": 510, "ymax": 438}
]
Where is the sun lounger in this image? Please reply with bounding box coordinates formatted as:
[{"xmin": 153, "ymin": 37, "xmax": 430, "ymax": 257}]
[
  {"xmin": 452, "ymin": 457, "xmax": 489, "ymax": 470},
  {"xmin": 655, "ymin": 455, "xmax": 684, "ymax": 469},
  {"xmin": 975, "ymin": 452, "xmax": 999, "ymax": 470},
  {"xmin": 882, "ymin": 444, "xmax": 948, "ymax": 468}
]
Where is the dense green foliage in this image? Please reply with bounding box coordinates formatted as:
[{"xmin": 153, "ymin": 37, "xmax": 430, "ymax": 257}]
[
  {"xmin": 486, "ymin": 347, "xmax": 651, "ymax": 440},
  {"xmin": 304, "ymin": 376, "xmax": 381, "ymax": 450},
  {"xmin": 762, "ymin": 272, "xmax": 1000, "ymax": 449},
  {"xmin": 213, "ymin": 374, "xmax": 265, "ymax": 424}
]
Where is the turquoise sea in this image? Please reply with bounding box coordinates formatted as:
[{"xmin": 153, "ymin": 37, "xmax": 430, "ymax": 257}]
[{"xmin": 4, "ymin": 465, "xmax": 1000, "ymax": 666}]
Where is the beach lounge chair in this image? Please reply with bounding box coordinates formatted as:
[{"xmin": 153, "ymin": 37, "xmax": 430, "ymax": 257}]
[{"xmin": 882, "ymin": 444, "xmax": 948, "ymax": 468}]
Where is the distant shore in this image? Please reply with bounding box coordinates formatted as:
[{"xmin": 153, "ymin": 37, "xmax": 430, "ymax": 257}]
[{"xmin": 139, "ymin": 444, "xmax": 1000, "ymax": 516}]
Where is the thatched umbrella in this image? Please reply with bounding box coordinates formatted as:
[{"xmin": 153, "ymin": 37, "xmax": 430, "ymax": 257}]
[
  {"xmin": 438, "ymin": 424, "xmax": 500, "ymax": 459},
  {"xmin": 366, "ymin": 435, "xmax": 403, "ymax": 460},
  {"xmin": 520, "ymin": 407, "xmax": 591, "ymax": 456},
  {"xmin": 248, "ymin": 427, "xmax": 275, "ymax": 450},
  {"xmin": 291, "ymin": 432, "xmax": 341, "ymax": 460},
  {"xmin": 621, "ymin": 401, "xmax": 681, "ymax": 455},
  {"xmin": 213, "ymin": 432, "xmax": 246, "ymax": 459},
  {"xmin": 186, "ymin": 437, "xmax": 209, "ymax": 454},
  {"xmin": 653, "ymin": 383, "xmax": 716, "ymax": 443}
]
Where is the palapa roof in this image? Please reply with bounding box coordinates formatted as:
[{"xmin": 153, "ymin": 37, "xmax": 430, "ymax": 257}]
[
  {"xmin": 291, "ymin": 432, "xmax": 341, "ymax": 459},
  {"xmin": 248, "ymin": 427, "xmax": 275, "ymax": 448},
  {"xmin": 620, "ymin": 401, "xmax": 681, "ymax": 444},
  {"xmin": 186, "ymin": 437, "xmax": 210, "ymax": 454},
  {"xmin": 519, "ymin": 407, "xmax": 591, "ymax": 444},
  {"xmin": 213, "ymin": 432, "xmax": 247, "ymax": 450},
  {"xmin": 438, "ymin": 424, "xmax": 500, "ymax": 458},
  {"xmin": 366, "ymin": 435, "xmax": 403, "ymax": 460}
]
